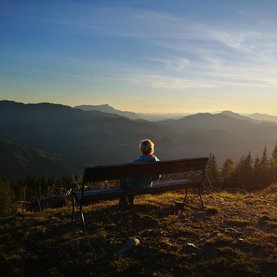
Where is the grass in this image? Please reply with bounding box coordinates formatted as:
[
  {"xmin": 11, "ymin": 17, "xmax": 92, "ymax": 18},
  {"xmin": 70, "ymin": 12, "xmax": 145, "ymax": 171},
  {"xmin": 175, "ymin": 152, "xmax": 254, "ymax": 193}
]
[{"xmin": 0, "ymin": 191, "xmax": 276, "ymax": 276}]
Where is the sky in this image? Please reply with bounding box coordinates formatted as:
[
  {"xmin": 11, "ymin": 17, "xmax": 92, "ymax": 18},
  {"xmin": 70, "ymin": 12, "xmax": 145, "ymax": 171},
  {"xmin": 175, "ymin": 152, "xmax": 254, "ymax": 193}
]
[{"xmin": 1, "ymin": 0, "xmax": 277, "ymax": 115}]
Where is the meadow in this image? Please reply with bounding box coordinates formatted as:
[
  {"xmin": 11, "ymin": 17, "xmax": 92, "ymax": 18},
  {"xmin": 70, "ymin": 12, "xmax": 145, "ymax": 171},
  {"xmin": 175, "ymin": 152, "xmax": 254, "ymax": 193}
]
[{"xmin": 0, "ymin": 189, "xmax": 276, "ymax": 276}]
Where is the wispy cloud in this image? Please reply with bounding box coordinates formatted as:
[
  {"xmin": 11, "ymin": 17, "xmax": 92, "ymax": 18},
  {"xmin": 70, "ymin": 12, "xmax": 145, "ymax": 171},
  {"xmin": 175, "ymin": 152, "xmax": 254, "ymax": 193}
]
[{"xmin": 4, "ymin": 2, "xmax": 277, "ymax": 91}]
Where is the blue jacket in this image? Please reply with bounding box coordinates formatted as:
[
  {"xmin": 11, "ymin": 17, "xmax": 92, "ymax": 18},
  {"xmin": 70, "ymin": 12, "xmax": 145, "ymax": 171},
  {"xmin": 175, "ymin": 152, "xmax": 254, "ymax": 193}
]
[{"xmin": 126, "ymin": 155, "xmax": 159, "ymax": 188}]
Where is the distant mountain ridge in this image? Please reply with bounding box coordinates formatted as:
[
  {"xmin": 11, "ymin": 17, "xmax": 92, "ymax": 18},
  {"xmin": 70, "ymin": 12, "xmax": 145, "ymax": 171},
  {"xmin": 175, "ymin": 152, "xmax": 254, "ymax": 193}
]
[
  {"xmin": 248, "ymin": 113, "xmax": 277, "ymax": 123},
  {"xmin": 1, "ymin": 100, "xmax": 277, "ymax": 182},
  {"xmin": 74, "ymin": 104, "xmax": 277, "ymax": 123},
  {"xmin": 74, "ymin": 104, "xmax": 187, "ymax": 121},
  {"xmin": 74, "ymin": 104, "xmax": 139, "ymax": 119},
  {"xmin": 221, "ymin": 111, "xmax": 257, "ymax": 122}
]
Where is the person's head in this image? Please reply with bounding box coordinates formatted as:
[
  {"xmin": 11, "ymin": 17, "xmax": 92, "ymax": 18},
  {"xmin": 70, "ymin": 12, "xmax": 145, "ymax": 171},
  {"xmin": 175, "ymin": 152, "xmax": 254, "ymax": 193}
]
[{"xmin": 139, "ymin": 139, "xmax": 155, "ymax": 155}]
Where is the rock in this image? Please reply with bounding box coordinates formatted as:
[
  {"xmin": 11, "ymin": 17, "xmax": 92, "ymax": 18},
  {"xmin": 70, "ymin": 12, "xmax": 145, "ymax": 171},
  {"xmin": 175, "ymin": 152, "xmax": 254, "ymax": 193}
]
[
  {"xmin": 114, "ymin": 237, "xmax": 140, "ymax": 256},
  {"xmin": 186, "ymin": 242, "xmax": 199, "ymax": 250},
  {"xmin": 225, "ymin": 227, "xmax": 239, "ymax": 233}
]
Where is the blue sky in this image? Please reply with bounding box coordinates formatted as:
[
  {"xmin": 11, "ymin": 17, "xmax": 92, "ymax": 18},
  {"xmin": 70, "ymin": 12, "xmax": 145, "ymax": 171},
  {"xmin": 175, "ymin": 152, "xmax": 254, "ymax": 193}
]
[{"xmin": 1, "ymin": 0, "xmax": 277, "ymax": 114}]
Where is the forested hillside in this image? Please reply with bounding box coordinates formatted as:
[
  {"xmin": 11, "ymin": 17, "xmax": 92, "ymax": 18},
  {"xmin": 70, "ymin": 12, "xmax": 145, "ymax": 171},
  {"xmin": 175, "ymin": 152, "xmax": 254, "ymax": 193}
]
[
  {"xmin": 0, "ymin": 140, "xmax": 75, "ymax": 182},
  {"xmin": 1, "ymin": 100, "xmax": 277, "ymax": 183}
]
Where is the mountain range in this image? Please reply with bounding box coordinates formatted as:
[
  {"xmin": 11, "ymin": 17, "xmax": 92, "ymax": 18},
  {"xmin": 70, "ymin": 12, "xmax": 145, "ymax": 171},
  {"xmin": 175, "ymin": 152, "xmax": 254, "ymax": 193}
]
[
  {"xmin": 75, "ymin": 104, "xmax": 277, "ymax": 123},
  {"xmin": 248, "ymin": 113, "xmax": 277, "ymax": 123},
  {"xmin": 74, "ymin": 104, "xmax": 139, "ymax": 120},
  {"xmin": 74, "ymin": 104, "xmax": 187, "ymax": 121},
  {"xmin": 1, "ymin": 100, "xmax": 277, "ymax": 182}
]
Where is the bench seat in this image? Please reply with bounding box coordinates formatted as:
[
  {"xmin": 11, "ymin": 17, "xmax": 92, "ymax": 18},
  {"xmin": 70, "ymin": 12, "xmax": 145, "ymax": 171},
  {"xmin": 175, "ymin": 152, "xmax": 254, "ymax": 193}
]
[{"xmin": 74, "ymin": 179, "xmax": 199, "ymax": 204}]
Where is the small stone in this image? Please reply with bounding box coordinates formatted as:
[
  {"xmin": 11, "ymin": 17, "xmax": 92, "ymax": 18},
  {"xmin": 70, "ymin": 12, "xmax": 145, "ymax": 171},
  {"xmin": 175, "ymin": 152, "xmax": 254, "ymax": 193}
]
[
  {"xmin": 225, "ymin": 227, "xmax": 240, "ymax": 234},
  {"xmin": 186, "ymin": 242, "xmax": 199, "ymax": 250},
  {"xmin": 114, "ymin": 237, "xmax": 140, "ymax": 256}
]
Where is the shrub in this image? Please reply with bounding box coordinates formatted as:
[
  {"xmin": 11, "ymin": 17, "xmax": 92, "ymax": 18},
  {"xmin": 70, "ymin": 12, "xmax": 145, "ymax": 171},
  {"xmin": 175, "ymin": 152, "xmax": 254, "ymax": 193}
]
[
  {"xmin": 263, "ymin": 183, "xmax": 277, "ymax": 194},
  {"xmin": 0, "ymin": 180, "xmax": 15, "ymax": 215}
]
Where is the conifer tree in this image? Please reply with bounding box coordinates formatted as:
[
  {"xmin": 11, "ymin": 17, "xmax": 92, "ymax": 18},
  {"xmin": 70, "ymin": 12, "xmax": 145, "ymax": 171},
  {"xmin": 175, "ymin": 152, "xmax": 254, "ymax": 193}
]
[
  {"xmin": 254, "ymin": 155, "xmax": 260, "ymax": 171},
  {"xmin": 253, "ymin": 155, "xmax": 261, "ymax": 188},
  {"xmin": 233, "ymin": 153, "xmax": 253, "ymax": 191},
  {"xmin": 221, "ymin": 157, "xmax": 236, "ymax": 187},
  {"xmin": 259, "ymin": 146, "xmax": 271, "ymax": 187},
  {"xmin": 207, "ymin": 152, "xmax": 218, "ymax": 190},
  {"xmin": 272, "ymin": 142, "xmax": 277, "ymax": 166},
  {"xmin": 260, "ymin": 147, "xmax": 269, "ymax": 170},
  {"xmin": 252, "ymin": 147, "xmax": 273, "ymax": 189},
  {"xmin": 271, "ymin": 142, "xmax": 277, "ymax": 182}
]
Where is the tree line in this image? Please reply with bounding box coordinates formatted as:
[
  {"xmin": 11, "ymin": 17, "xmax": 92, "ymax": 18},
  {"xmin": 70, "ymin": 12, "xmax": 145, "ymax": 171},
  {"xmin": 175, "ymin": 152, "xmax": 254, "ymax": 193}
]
[
  {"xmin": 207, "ymin": 142, "xmax": 277, "ymax": 192},
  {"xmin": 1, "ymin": 143, "xmax": 277, "ymax": 215},
  {"xmin": 0, "ymin": 176, "xmax": 76, "ymax": 215}
]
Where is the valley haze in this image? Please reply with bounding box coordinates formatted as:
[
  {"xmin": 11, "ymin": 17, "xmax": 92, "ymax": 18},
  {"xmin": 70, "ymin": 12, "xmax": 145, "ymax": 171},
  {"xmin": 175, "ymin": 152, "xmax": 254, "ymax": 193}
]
[{"xmin": 1, "ymin": 100, "xmax": 277, "ymax": 182}]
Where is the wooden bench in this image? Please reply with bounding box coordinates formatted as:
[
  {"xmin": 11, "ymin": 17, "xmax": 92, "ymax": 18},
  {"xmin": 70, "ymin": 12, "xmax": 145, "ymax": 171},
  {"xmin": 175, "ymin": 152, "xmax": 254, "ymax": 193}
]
[{"xmin": 72, "ymin": 157, "xmax": 209, "ymax": 232}]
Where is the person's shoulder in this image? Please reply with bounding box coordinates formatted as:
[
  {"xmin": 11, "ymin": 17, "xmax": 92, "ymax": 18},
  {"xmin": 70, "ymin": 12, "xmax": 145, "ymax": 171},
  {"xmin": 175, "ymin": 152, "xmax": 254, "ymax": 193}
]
[
  {"xmin": 152, "ymin": 155, "xmax": 159, "ymax": 161},
  {"xmin": 146, "ymin": 155, "xmax": 159, "ymax": 162},
  {"xmin": 133, "ymin": 155, "xmax": 159, "ymax": 163},
  {"xmin": 133, "ymin": 156, "xmax": 144, "ymax": 163},
  {"xmin": 133, "ymin": 158, "xmax": 141, "ymax": 163}
]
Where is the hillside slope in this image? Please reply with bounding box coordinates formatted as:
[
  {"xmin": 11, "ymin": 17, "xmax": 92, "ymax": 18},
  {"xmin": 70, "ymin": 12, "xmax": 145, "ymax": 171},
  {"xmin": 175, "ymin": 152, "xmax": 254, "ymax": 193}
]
[
  {"xmin": 0, "ymin": 192, "xmax": 276, "ymax": 276},
  {"xmin": 158, "ymin": 112, "xmax": 277, "ymax": 160},
  {"xmin": 0, "ymin": 140, "xmax": 76, "ymax": 182}
]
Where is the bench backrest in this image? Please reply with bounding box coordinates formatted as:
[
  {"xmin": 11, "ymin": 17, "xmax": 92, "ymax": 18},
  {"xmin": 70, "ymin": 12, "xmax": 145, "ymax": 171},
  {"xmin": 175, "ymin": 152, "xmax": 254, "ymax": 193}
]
[{"xmin": 83, "ymin": 157, "xmax": 209, "ymax": 183}]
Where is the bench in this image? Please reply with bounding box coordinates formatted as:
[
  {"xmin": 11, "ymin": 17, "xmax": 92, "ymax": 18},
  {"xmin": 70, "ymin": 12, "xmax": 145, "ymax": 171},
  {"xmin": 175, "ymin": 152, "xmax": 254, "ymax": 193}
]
[{"xmin": 72, "ymin": 157, "xmax": 209, "ymax": 232}]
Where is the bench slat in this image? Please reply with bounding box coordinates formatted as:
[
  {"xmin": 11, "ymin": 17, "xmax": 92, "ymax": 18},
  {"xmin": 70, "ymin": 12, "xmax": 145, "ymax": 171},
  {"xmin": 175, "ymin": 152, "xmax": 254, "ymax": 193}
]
[
  {"xmin": 74, "ymin": 179, "xmax": 199, "ymax": 203},
  {"xmin": 83, "ymin": 157, "xmax": 208, "ymax": 182}
]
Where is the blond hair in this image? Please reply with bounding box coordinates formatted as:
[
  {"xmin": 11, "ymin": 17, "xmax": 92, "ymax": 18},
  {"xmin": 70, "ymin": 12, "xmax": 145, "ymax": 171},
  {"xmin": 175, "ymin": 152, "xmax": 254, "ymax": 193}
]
[{"xmin": 140, "ymin": 139, "xmax": 155, "ymax": 155}]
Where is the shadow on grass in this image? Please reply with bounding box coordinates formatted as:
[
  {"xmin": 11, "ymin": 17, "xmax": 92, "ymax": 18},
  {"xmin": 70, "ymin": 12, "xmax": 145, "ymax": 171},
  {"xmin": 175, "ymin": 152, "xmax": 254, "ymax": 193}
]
[
  {"xmin": 80, "ymin": 200, "xmax": 184, "ymax": 233},
  {"xmin": 2, "ymin": 193, "xmax": 277, "ymax": 276}
]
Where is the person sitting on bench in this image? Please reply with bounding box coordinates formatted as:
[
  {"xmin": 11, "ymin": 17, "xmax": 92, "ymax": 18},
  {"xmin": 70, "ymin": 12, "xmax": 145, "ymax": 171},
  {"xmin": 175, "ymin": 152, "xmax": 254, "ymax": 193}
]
[{"xmin": 119, "ymin": 138, "xmax": 160, "ymax": 207}]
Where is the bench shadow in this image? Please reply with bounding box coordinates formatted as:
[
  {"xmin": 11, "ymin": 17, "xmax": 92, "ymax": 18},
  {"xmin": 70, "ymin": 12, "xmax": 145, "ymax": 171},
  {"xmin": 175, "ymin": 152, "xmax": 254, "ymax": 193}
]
[{"xmin": 80, "ymin": 198, "xmax": 203, "ymax": 234}]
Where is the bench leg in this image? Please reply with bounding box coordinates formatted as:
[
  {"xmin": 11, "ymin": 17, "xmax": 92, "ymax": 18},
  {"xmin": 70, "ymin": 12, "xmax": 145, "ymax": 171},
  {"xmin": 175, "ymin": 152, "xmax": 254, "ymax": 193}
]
[
  {"xmin": 184, "ymin": 188, "xmax": 188, "ymax": 202},
  {"xmin": 71, "ymin": 192, "xmax": 75, "ymax": 224},
  {"xmin": 80, "ymin": 203, "xmax": 86, "ymax": 233},
  {"xmin": 198, "ymin": 185, "xmax": 204, "ymax": 210}
]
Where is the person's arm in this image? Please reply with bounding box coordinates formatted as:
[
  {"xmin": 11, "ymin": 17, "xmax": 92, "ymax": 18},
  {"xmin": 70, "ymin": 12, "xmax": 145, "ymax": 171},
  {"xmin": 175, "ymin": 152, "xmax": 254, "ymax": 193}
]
[{"xmin": 152, "ymin": 156, "xmax": 161, "ymax": 181}]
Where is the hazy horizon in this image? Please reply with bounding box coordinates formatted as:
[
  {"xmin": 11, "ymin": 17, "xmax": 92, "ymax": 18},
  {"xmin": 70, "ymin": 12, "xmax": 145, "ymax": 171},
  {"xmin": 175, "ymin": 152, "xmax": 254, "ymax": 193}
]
[
  {"xmin": 1, "ymin": 1, "xmax": 277, "ymax": 115},
  {"xmin": 2, "ymin": 99, "xmax": 277, "ymax": 120}
]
